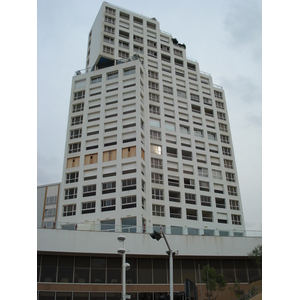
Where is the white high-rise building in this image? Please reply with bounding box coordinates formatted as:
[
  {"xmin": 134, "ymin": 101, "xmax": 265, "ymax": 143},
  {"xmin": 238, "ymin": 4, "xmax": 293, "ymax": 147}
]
[{"xmin": 56, "ymin": 1, "xmax": 246, "ymax": 237}]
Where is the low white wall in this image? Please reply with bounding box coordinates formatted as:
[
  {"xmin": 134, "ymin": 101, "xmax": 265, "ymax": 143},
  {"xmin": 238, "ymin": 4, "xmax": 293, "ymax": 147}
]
[{"xmin": 37, "ymin": 228, "xmax": 261, "ymax": 257}]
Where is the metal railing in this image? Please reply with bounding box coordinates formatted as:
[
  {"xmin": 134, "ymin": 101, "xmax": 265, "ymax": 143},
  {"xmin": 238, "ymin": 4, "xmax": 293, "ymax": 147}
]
[{"xmin": 38, "ymin": 221, "xmax": 262, "ymax": 238}]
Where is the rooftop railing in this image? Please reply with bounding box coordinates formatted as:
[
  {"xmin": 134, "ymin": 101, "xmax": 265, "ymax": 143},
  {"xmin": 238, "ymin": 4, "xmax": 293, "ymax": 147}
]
[{"xmin": 38, "ymin": 220, "xmax": 262, "ymax": 238}]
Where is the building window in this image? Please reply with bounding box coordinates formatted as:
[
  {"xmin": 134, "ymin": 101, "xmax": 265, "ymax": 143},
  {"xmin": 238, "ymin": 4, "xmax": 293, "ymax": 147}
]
[
  {"xmin": 101, "ymin": 219, "xmax": 115, "ymax": 231},
  {"xmin": 222, "ymin": 147, "xmax": 231, "ymax": 156},
  {"xmin": 119, "ymin": 50, "xmax": 129, "ymax": 59},
  {"xmin": 82, "ymin": 201, "xmax": 96, "ymax": 214},
  {"xmin": 122, "ymin": 196, "xmax": 137, "ymax": 209},
  {"xmin": 133, "ymin": 34, "xmax": 143, "ymax": 43},
  {"xmin": 170, "ymin": 207, "xmax": 181, "ymax": 219},
  {"xmin": 224, "ymin": 159, "xmax": 234, "ymax": 169},
  {"xmin": 180, "ymin": 125, "xmax": 190, "ymax": 134},
  {"xmin": 220, "ymin": 135, "xmax": 230, "ymax": 144},
  {"xmin": 152, "ymin": 204, "xmax": 164, "ymax": 217},
  {"xmin": 101, "ymin": 199, "xmax": 116, "ymax": 212},
  {"xmin": 203, "ymin": 97, "xmax": 212, "ymax": 106},
  {"xmin": 71, "ymin": 116, "xmax": 83, "ymax": 126},
  {"xmin": 72, "ymin": 103, "xmax": 84, "ymax": 113},
  {"xmin": 122, "ymin": 217, "xmax": 136, "ymax": 233},
  {"xmin": 177, "ymin": 90, "xmax": 187, "ymax": 98},
  {"xmin": 83, "ymin": 185, "xmax": 96, "ymax": 197},
  {"xmin": 103, "ymin": 149, "xmax": 117, "ymax": 162},
  {"xmin": 151, "ymin": 158, "xmax": 162, "ymax": 169},
  {"xmin": 64, "ymin": 188, "xmax": 77, "ymax": 200},
  {"xmin": 70, "ymin": 129, "xmax": 82, "ymax": 139},
  {"xmin": 202, "ymin": 211, "xmax": 213, "ymax": 222},
  {"xmin": 185, "ymin": 193, "xmax": 196, "ymax": 205},
  {"xmin": 150, "ymin": 130, "xmax": 161, "ymax": 141},
  {"xmin": 198, "ymin": 167, "xmax": 208, "ymax": 177},
  {"xmin": 66, "ymin": 172, "xmax": 79, "ymax": 184},
  {"xmin": 186, "ymin": 209, "xmax": 197, "ymax": 220},
  {"xmin": 212, "ymin": 170, "xmax": 222, "ymax": 180},
  {"xmin": 91, "ymin": 75, "xmax": 102, "ymax": 84},
  {"xmin": 122, "ymin": 178, "xmax": 136, "ymax": 191},
  {"xmin": 217, "ymin": 112, "xmax": 226, "ymax": 120},
  {"xmin": 63, "ymin": 204, "xmax": 76, "ymax": 216},
  {"xmin": 230, "ymin": 200, "xmax": 240, "ymax": 210},
  {"xmin": 231, "ymin": 214, "xmax": 242, "ymax": 225},
  {"xmin": 124, "ymin": 67, "xmax": 135, "ymax": 76},
  {"xmin": 149, "ymin": 118, "xmax": 161, "ymax": 128},
  {"xmin": 227, "ymin": 186, "xmax": 238, "ymax": 196},
  {"xmin": 104, "ymin": 25, "xmax": 115, "ymax": 34},
  {"xmin": 163, "ymin": 85, "xmax": 173, "ymax": 95},
  {"xmin": 215, "ymin": 101, "xmax": 224, "ymax": 109},
  {"xmin": 107, "ymin": 71, "xmax": 118, "ymax": 80},
  {"xmin": 149, "ymin": 81, "xmax": 159, "ymax": 91},
  {"xmin": 226, "ymin": 172, "xmax": 236, "ymax": 182},
  {"xmin": 201, "ymin": 195, "xmax": 211, "ymax": 206},
  {"xmin": 105, "ymin": 15, "xmax": 115, "ymax": 24},
  {"xmin": 74, "ymin": 91, "xmax": 85, "ymax": 100},
  {"xmin": 152, "ymin": 172, "xmax": 163, "ymax": 184},
  {"xmin": 219, "ymin": 123, "xmax": 228, "ymax": 132},
  {"xmin": 214, "ymin": 90, "xmax": 223, "ymax": 99},
  {"xmin": 152, "ymin": 188, "xmax": 164, "ymax": 200},
  {"xmin": 216, "ymin": 198, "xmax": 226, "ymax": 209},
  {"xmin": 184, "ymin": 178, "xmax": 195, "ymax": 189},
  {"xmin": 102, "ymin": 181, "xmax": 116, "ymax": 194},
  {"xmin": 104, "ymin": 35, "xmax": 115, "ymax": 45},
  {"xmin": 207, "ymin": 132, "xmax": 217, "ymax": 141},
  {"xmin": 68, "ymin": 142, "xmax": 81, "ymax": 154},
  {"xmin": 122, "ymin": 146, "xmax": 136, "ymax": 158},
  {"xmin": 199, "ymin": 181, "xmax": 210, "ymax": 192},
  {"xmin": 149, "ymin": 105, "xmax": 160, "ymax": 115},
  {"xmin": 150, "ymin": 144, "xmax": 162, "ymax": 155}
]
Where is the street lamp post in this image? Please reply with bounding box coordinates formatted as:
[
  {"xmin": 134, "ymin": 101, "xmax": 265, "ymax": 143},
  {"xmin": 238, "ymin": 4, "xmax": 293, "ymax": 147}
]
[
  {"xmin": 150, "ymin": 226, "xmax": 178, "ymax": 300},
  {"xmin": 117, "ymin": 235, "xmax": 130, "ymax": 300}
]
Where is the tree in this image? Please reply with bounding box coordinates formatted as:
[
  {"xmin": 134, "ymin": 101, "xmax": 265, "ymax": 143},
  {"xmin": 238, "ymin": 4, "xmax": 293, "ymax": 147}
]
[
  {"xmin": 201, "ymin": 264, "xmax": 227, "ymax": 300},
  {"xmin": 248, "ymin": 245, "xmax": 262, "ymax": 267}
]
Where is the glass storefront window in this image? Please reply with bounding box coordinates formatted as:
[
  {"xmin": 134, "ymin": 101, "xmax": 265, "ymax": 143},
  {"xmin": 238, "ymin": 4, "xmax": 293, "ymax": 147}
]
[
  {"xmin": 57, "ymin": 256, "xmax": 74, "ymax": 283},
  {"xmin": 138, "ymin": 258, "xmax": 152, "ymax": 283},
  {"xmin": 40, "ymin": 255, "xmax": 57, "ymax": 282}
]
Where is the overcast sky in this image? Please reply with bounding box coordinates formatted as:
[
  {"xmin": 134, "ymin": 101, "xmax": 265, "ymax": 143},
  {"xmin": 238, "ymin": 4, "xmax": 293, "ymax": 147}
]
[{"xmin": 37, "ymin": 0, "xmax": 262, "ymax": 231}]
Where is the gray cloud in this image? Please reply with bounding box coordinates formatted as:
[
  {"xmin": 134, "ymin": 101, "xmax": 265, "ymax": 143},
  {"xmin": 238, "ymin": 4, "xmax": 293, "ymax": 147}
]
[{"xmin": 223, "ymin": 1, "xmax": 262, "ymax": 47}]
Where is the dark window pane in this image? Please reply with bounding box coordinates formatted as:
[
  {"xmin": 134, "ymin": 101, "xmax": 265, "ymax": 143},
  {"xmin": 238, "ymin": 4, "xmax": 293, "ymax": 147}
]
[
  {"xmin": 39, "ymin": 291, "xmax": 55, "ymax": 300},
  {"xmin": 91, "ymin": 257, "xmax": 106, "ymax": 283},
  {"xmin": 37, "ymin": 254, "xmax": 41, "ymax": 282},
  {"xmin": 247, "ymin": 259, "xmax": 261, "ymax": 282},
  {"xmin": 195, "ymin": 259, "xmax": 208, "ymax": 283},
  {"xmin": 40, "ymin": 255, "xmax": 57, "ymax": 282},
  {"xmin": 90, "ymin": 292, "xmax": 105, "ymax": 300},
  {"xmin": 173, "ymin": 259, "xmax": 181, "ymax": 283},
  {"xmin": 107, "ymin": 257, "xmax": 121, "ymax": 283},
  {"xmin": 181, "ymin": 259, "xmax": 195, "ymax": 283},
  {"xmin": 208, "ymin": 259, "xmax": 222, "ymax": 275},
  {"xmin": 222, "ymin": 259, "xmax": 235, "ymax": 283},
  {"xmin": 73, "ymin": 292, "xmax": 89, "ymax": 300},
  {"xmin": 75, "ymin": 256, "xmax": 90, "ymax": 283},
  {"xmin": 153, "ymin": 258, "xmax": 167, "ymax": 284},
  {"xmin": 107, "ymin": 293, "xmax": 122, "ymax": 300},
  {"xmin": 58, "ymin": 256, "xmax": 74, "ymax": 283},
  {"xmin": 235, "ymin": 260, "xmax": 248, "ymax": 283},
  {"xmin": 56, "ymin": 292, "xmax": 72, "ymax": 300},
  {"xmin": 138, "ymin": 258, "xmax": 152, "ymax": 283},
  {"xmin": 90, "ymin": 293, "xmax": 105, "ymax": 300},
  {"xmin": 127, "ymin": 258, "xmax": 137, "ymax": 284}
]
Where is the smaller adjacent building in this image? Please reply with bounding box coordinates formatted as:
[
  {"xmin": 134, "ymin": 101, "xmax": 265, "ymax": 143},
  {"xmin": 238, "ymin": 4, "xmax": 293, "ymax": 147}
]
[{"xmin": 37, "ymin": 183, "xmax": 60, "ymax": 229}]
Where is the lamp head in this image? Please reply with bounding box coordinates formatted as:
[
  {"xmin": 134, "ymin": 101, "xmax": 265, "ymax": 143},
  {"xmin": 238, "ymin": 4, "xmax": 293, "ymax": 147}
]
[
  {"xmin": 117, "ymin": 247, "xmax": 126, "ymax": 255},
  {"xmin": 117, "ymin": 235, "xmax": 126, "ymax": 242},
  {"xmin": 150, "ymin": 230, "xmax": 162, "ymax": 241}
]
